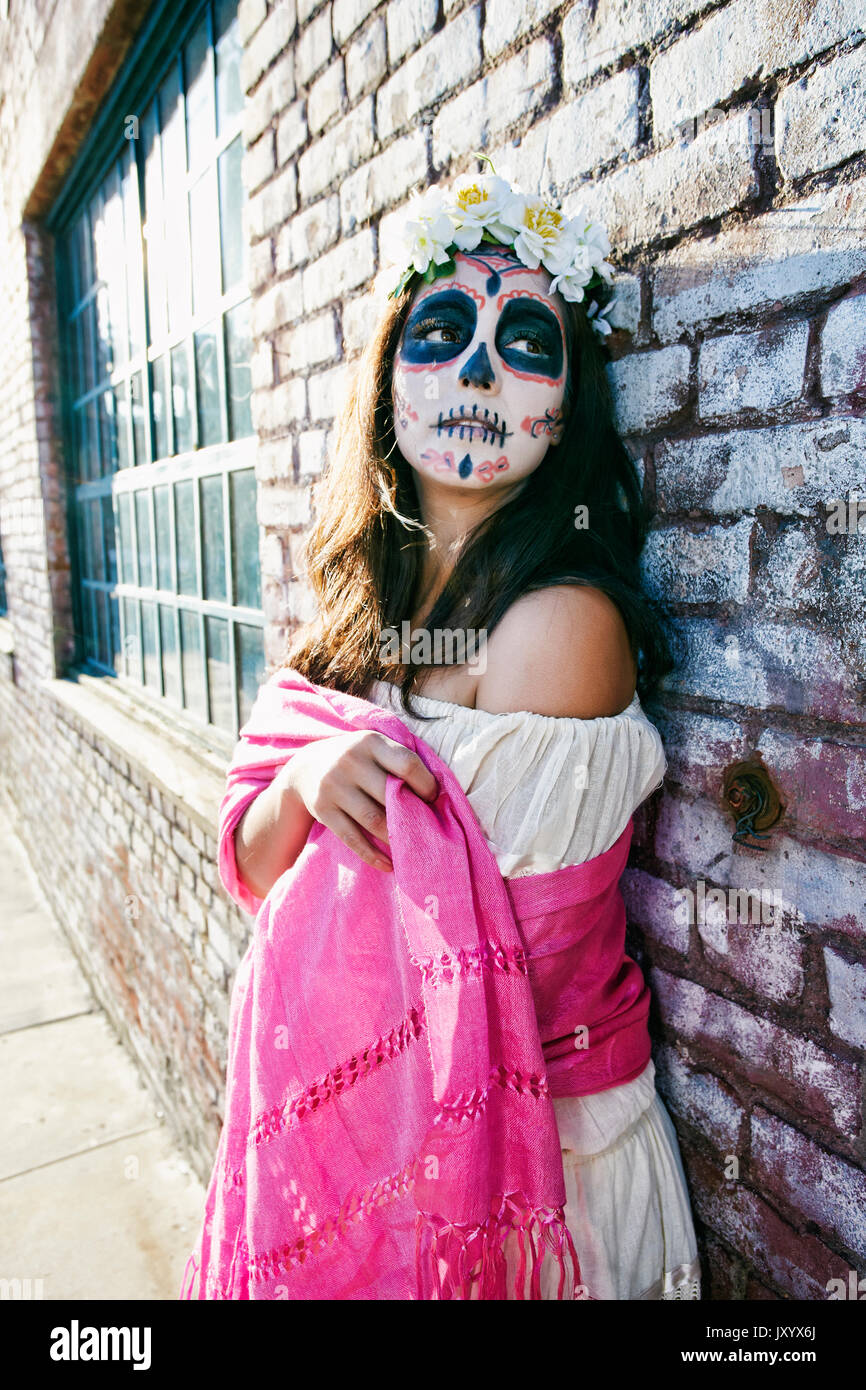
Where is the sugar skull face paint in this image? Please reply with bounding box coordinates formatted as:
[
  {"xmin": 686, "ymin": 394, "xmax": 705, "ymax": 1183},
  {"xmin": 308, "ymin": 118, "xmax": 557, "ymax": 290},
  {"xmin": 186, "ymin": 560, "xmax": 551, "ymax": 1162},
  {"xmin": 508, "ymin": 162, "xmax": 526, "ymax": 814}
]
[{"xmin": 391, "ymin": 250, "xmax": 568, "ymax": 492}]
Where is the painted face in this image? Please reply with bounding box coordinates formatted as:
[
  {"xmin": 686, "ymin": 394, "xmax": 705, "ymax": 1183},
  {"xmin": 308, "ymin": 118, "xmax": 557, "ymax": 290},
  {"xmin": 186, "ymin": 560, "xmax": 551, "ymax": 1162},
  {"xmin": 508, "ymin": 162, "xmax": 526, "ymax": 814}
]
[{"xmin": 391, "ymin": 249, "xmax": 568, "ymax": 491}]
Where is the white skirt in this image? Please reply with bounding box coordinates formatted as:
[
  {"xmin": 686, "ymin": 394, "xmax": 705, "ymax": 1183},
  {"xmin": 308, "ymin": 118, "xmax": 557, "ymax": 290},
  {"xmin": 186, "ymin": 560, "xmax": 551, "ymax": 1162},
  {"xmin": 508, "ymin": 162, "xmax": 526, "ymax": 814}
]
[{"xmin": 543, "ymin": 1058, "xmax": 701, "ymax": 1299}]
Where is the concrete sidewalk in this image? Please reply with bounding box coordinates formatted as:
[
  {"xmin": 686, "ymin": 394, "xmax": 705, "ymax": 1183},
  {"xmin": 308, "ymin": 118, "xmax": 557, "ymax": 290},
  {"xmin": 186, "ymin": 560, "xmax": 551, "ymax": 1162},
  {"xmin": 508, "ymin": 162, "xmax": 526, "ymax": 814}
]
[{"xmin": 0, "ymin": 803, "xmax": 206, "ymax": 1299}]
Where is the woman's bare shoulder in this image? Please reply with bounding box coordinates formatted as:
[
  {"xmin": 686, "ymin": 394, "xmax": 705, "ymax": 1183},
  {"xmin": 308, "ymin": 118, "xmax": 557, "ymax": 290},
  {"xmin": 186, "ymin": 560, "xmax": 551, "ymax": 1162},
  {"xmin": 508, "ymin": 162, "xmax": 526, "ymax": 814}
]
[{"xmin": 474, "ymin": 584, "xmax": 637, "ymax": 719}]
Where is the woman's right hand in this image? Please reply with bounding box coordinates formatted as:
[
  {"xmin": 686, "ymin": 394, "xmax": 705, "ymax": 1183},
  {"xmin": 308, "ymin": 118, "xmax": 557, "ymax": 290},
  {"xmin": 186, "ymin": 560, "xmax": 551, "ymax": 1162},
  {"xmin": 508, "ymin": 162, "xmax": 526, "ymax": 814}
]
[{"xmin": 278, "ymin": 730, "xmax": 439, "ymax": 873}]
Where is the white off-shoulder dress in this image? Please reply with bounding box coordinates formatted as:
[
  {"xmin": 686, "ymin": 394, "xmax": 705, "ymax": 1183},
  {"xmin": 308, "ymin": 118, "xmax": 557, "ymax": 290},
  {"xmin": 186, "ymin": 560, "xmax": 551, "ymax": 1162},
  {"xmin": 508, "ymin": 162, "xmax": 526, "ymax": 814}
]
[{"xmin": 366, "ymin": 678, "xmax": 701, "ymax": 1301}]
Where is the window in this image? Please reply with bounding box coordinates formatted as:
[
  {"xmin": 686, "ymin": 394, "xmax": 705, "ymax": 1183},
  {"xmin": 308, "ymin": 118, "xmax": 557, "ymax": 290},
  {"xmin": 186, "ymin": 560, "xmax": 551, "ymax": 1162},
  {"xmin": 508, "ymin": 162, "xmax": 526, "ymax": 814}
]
[{"xmin": 55, "ymin": 0, "xmax": 264, "ymax": 738}]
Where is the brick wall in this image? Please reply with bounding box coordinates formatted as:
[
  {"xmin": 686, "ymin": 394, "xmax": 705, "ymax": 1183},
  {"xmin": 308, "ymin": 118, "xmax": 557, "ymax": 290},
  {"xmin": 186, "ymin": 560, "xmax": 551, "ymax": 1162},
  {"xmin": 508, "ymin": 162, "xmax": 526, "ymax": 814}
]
[{"xmin": 1, "ymin": 0, "xmax": 864, "ymax": 1299}]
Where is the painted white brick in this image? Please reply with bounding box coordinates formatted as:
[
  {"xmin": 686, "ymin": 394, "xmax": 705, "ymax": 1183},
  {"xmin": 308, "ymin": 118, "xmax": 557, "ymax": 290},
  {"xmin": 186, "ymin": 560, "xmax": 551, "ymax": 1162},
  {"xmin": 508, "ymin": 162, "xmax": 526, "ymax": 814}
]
[
  {"xmin": 824, "ymin": 948, "xmax": 866, "ymax": 1048},
  {"xmin": 307, "ymin": 360, "xmax": 351, "ymax": 420},
  {"xmin": 652, "ymin": 177, "xmax": 866, "ymax": 342},
  {"xmin": 605, "ymin": 272, "xmax": 641, "ymax": 334},
  {"xmin": 298, "ymin": 97, "xmax": 375, "ymax": 201},
  {"xmin": 244, "ymin": 51, "xmax": 296, "ymax": 144},
  {"xmin": 650, "ymin": 0, "xmax": 866, "ymax": 140},
  {"xmin": 298, "ymin": 428, "xmax": 330, "ymax": 477},
  {"xmin": 251, "ymin": 376, "xmax": 307, "ymax": 434},
  {"xmin": 342, "ymin": 290, "xmax": 381, "ymax": 353},
  {"xmin": 483, "ymin": 0, "xmax": 561, "ymax": 59},
  {"xmin": 340, "ymin": 128, "xmax": 427, "ymax": 230},
  {"xmin": 655, "ymin": 418, "xmax": 866, "ymax": 516},
  {"xmin": 257, "ymin": 481, "xmax": 313, "ymax": 528},
  {"xmin": 247, "ymin": 163, "xmax": 298, "ymax": 237},
  {"xmin": 238, "ymin": 0, "xmax": 267, "ymax": 45},
  {"xmin": 821, "ymin": 292, "xmax": 866, "ymax": 396},
  {"xmin": 296, "ymin": 4, "xmax": 333, "ymax": 86},
  {"xmin": 642, "ymin": 518, "xmax": 754, "ymax": 604},
  {"xmin": 241, "ymin": 0, "xmax": 296, "ymax": 93},
  {"xmin": 332, "ymin": 0, "xmax": 379, "ymax": 45},
  {"xmin": 620, "ymin": 867, "xmax": 690, "ymax": 953},
  {"xmin": 562, "ymin": 0, "xmax": 719, "ymax": 86},
  {"xmin": 276, "ymin": 98, "xmax": 307, "ymax": 165},
  {"xmin": 654, "ymin": 1042, "xmax": 745, "ymax": 1150},
  {"xmin": 307, "ymin": 57, "xmax": 345, "ymax": 134},
  {"xmin": 387, "ymin": 0, "xmax": 438, "ymax": 65},
  {"xmin": 345, "ymin": 17, "xmax": 387, "ymax": 102},
  {"xmin": 276, "ymin": 309, "xmax": 339, "ymax": 370},
  {"xmin": 698, "ymin": 320, "xmax": 809, "ymax": 419},
  {"xmin": 252, "ymin": 273, "xmax": 304, "ymax": 336},
  {"xmin": 547, "ymin": 67, "xmax": 640, "ymax": 182},
  {"xmin": 564, "ymin": 110, "xmax": 759, "ymax": 253},
  {"xmin": 376, "ymin": 5, "xmax": 482, "ymax": 142},
  {"xmin": 432, "ymin": 37, "xmax": 554, "ymax": 167},
  {"xmin": 605, "ymin": 343, "xmax": 691, "ymax": 433},
  {"xmin": 276, "ymin": 194, "xmax": 340, "ymax": 273},
  {"xmin": 777, "ymin": 45, "xmax": 866, "ymax": 181},
  {"xmin": 242, "ymin": 129, "xmax": 276, "ymax": 193},
  {"xmin": 301, "ymin": 228, "xmax": 376, "ymax": 310}
]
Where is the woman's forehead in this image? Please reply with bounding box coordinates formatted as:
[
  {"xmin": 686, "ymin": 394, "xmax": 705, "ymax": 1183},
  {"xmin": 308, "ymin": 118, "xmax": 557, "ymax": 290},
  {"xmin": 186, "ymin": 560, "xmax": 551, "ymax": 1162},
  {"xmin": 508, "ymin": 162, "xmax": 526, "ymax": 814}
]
[{"xmin": 410, "ymin": 249, "xmax": 559, "ymax": 310}]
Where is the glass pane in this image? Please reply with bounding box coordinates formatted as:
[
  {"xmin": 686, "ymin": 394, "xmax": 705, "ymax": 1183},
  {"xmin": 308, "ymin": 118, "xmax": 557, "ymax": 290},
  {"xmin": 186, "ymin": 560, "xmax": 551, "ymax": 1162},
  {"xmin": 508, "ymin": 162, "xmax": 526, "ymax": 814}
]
[
  {"xmin": 84, "ymin": 587, "xmax": 97, "ymax": 661},
  {"xmin": 171, "ymin": 340, "xmax": 194, "ymax": 453},
  {"xmin": 184, "ymin": 14, "xmax": 214, "ymax": 177},
  {"xmin": 218, "ymin": 136, "xmax": 244, "ymax": 291},
  {"xmin": 201, "ymin": 473, "xmax": 227, "ymax": 601},
  {"xmin": 236, "ymin": 623, "xmax": 265, "ymax": 728},
  {"xmin": 154, "ymin": 485, "xmax": 172, "ymax": 590},
  {"xmin": 179, "ymin": 608, "xmax": 206, "ymax": 717},
  {"xmin": 102, "ymin": 493, "xmax": 117, "ymax": 584},
  {"xmin": 142, "ymin": 102, "xmax": 167, "ymax": 346},
  {"xmin": 70, "ymin": 313, "xmax": 85, "ymax": 400},
  {"xmin": 81, "ymin": 300, "xmax": 96, "ymax": 395},
  {"xmin": 225, "ymin": 299, "xmax": 252, "ymax": 440},
  {"xmin": 165, "ymin": 199, "xmax": 191, "ymax": 339},
  {"xmin": 115, "ymin": 382, "xmax": 132, "ymax": 470},
  {"xmin": 160, "ymin": 604, "xmax": 181, "ymax": 702},
  {"xmin": 76, "ymin": 505, "xmax": 90, "ymax": 580},
  {"xmin": 130, "ymin": 370, "xmax": 148, "ymax": 465},
  {"xmin": 152, "ymin": 353, "xmax": 170, "ymax": 460},
  {"xmin": 141, "ymin": 599, "xmax": 160, "ymax": 689},
  {"xmin": 109, "ymin": 593, "xmax": 122, "ymax": 670},
  {"xmin": 194, "ymin": 322, "xmax": 222, "ymax": 447},
  {"xmin": 230, "ymin": 467, "xmax": 260, "ymax": 608},
  {"xmin": 90, "ymin": 498, "xmax": 105, "ymax": 583},
  {"xmin": 103, "ymin": 165, "xmax": 129, "ymax": 371},
  {"xmin": 135, "ymin": 491, "xmax": 154, "ymax": 589},
  {"xmin": 117, "ymin": 492, "xmax": 134, "ymax": 584},
  {"xmin": 205, "ymin": 615, "xmax": 232, "ymax": 730},
  {"xmin": 215, "ymin": 0, "xmax": 243, "ymax": 134},
  {"xmin": 94, "ymin": 285, "xmax": 112, "ymax": 381},
  {"xmin": 95, "ymin": 588, "xmax": 108, "ymax": 666},
  {"xmin": 121, "ymin": 146, "xmax": 145, "ymax": 359},
  {"xmin": 122, "ymin": 596, "xmax": 141, "ymax": 678},
  {"xmin": 71, "ymin": 211, "xmax": 92, "ymax": 304},
  {"xmin": 174, "ymin": 479, "xmax": 197, "ymax": 595},
  {"xmin": 75, "ymin": 405, "xmax": 98, "ymax": 484},
  {"xmin": 190, "ymin": 168, "xmax": 220, "ymax": 316},
  {"xmin": 99, "ymin": 390, "xmax": 117, "ymax": 475}
]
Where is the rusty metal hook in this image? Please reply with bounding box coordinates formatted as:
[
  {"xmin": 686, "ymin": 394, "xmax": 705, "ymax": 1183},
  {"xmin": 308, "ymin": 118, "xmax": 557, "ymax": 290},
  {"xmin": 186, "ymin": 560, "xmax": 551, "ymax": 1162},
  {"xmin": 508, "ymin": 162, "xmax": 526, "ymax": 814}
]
[{"xmin": 722, "ymin": 761, "xmax": 784, "ymax": 851}]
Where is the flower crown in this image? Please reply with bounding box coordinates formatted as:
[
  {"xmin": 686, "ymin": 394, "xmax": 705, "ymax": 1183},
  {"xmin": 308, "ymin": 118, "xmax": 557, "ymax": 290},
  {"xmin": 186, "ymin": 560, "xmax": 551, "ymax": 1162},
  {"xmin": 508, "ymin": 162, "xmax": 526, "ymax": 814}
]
[{"xmin": 383, "ymin": 157, "xmax": 618, "ymax": 338}]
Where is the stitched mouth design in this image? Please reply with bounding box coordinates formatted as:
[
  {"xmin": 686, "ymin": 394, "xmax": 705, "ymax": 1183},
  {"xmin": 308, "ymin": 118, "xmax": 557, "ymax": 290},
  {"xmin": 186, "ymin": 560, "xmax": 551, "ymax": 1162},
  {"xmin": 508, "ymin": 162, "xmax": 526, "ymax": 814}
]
[{"xmin": 433, "ymin": 405, "xmax": 512, "ymax": 447}]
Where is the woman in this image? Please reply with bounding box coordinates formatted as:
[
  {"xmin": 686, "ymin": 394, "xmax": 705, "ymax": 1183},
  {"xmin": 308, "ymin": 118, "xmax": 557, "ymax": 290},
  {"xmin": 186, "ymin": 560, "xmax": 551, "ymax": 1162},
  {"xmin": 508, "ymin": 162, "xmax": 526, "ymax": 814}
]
[{"xmin": 182, "ymin": 174, "xmax": 700, "ymax": 1300}]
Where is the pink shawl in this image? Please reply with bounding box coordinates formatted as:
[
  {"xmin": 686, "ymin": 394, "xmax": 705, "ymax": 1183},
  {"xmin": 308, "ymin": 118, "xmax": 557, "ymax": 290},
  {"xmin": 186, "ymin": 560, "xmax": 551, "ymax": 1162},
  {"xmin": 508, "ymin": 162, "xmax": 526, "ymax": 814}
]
[{"xmin": 179, "ymin": 668, "xmax": 650, "ymax": 1300}]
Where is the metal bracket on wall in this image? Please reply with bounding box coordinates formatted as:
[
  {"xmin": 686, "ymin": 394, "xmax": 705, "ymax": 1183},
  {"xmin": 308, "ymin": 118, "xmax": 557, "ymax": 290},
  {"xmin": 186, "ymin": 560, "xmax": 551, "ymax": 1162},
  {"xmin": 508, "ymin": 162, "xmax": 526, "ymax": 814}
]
[{"xmin": 722, "ymin": 758, "xmax": 785, "ymax": 851}]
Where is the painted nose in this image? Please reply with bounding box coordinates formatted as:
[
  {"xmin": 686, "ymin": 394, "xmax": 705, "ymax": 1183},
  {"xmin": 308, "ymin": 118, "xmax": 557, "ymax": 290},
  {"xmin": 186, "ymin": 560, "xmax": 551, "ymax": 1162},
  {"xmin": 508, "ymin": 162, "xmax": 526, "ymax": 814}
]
[{"xmin": 459, "ymin": 341, "xmax": 497, "ymax": 391}]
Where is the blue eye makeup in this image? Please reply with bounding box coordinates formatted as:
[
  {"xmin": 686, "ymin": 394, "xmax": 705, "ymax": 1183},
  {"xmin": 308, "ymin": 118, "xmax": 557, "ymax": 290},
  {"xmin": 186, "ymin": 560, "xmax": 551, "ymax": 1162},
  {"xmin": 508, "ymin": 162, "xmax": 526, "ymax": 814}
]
[
  {"xmin": 401, "ymin": 290, "xmax": 475, "ymax": 364},
  {"xmin": 496, "ymin": 301, "xmax": 563, "ymax": 379}
]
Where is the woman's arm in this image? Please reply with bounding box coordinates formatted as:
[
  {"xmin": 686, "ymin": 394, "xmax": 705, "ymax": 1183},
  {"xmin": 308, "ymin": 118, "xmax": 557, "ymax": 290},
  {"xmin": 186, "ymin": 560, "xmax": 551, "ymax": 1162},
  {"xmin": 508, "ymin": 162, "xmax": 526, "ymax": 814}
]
[{"xmin": 233, "ymin": 763, "xmax": 315, "ymax": 901}]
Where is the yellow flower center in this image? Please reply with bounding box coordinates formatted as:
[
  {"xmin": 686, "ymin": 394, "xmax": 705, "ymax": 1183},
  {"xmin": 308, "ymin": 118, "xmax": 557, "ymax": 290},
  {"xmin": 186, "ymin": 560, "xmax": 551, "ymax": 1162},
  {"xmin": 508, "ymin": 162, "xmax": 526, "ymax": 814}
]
[
  {"xmin": 524, "ymin": 203, "xmax": 563, "ymax": 238},
  {"xmin": 456, "ymin": 184, "xmax": 487, "ymax": 212}
]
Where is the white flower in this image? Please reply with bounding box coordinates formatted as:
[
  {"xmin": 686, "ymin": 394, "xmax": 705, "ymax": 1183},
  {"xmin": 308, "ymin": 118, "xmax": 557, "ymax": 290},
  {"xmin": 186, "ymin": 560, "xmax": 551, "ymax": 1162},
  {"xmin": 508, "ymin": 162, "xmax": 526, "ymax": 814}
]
[
  {"xmin": 389, "ymin": 185, "xmax": 456, "ymax": 275},
  {"xmin": 448, "ymin": 173, "xmax": 515, "ymax": 251},
  {"xmin": 498, "ymin": 192, "xmax": 570, "ymax": 271},
  {"xmin": 548, "ymin": 241, "xmax": 595, "ymax": 300},
  {"xmin": 586, "ymin": 298, "xmax": 617, "ymax": 337}
]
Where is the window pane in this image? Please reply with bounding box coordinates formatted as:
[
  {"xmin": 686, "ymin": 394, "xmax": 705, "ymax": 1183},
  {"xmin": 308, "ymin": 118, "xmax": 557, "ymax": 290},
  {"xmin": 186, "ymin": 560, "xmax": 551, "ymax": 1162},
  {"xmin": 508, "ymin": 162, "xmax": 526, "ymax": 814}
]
[
  {"xmin": 109, "ymin": 593, "xmax": 121, "ymax": 670},
  {"xmin": 152, "ymin": 353, "xmax": 170, "ymax": 460},
  {"xmin": 190, "ymin": 168, "xmax": 220, "ymax": 316},
  {"xmin": 94, "ymin": 284, "xmax": 113, "ymax": 382},
  {"xmin": 171, "ymin": 340, "xmax": 194, "ymax": 453},
  {"xmin": 230, "ymin": 467, "xmax": 259, "ymax": 608},
  {"xmin": 75, "ymin": 403, "xmax": 99, "ymax": 484},
  {"xmin": 201, "ymin": 473, "xmax": 227, "ymax": 602},
  {"xmin": 174, "ymin": 479, "xmax": 197, "ymax": 595},
  {"xmin": 142, "ymin": 102, "xmax": 167, "ymax": 346},
  {"xmin": 71, "ymin": 211, "xmax": 92, "ymax": 305},
  {"xmin": 102, "ymin": 494, "xmax": 117, "ymax": 584},
  {"xmin": 131, "ymin": 370, "xmax": 148, "ymax": 465},
  {"xmin": 218, "ymin": 136, "xmax": 244, "ymax": 292},
  {"xmin": 215, "ymin": 0, "xmax": 243, "ymax": 135},
  {"xmin": 225, "ymin": 298, "xmax": 252, "ymax": 439},
  {"xmin": 95, "ymin": 588, "xmax": 109, "ymax": 666},
  {"xmin": 121, "ymin": 146, "xmax": 145, "ymax": 359},
  {"xmin": 160, "ymin": 605, "xmax": 181, "ymax": 702},
  {"xmin": 117, "ymin": 492, "xmax": 134, "ymax": 584},
  {"xmin": 123, "ymin": 597, "xmax": 141, "ymax": 678},
  {"xmin": 194, "ymin": 322, "xmax": 222, "ymax": 447},
  {"xmin": 205, "ymin": 615, "xmax": 232, "ymax": 730},
  {"xmin": 103, "ymin": 165, "xmax": 129, "ymax": 370},
  {"xmin": 81, "ymin": 300, "xmax": 96, "ymax": 395},
  {"xmin": 236, "ymin": 622, "xmax": 265, "ymax": 728},
  {"xmin": 115, "ymin": 381, "xmax": 132, "ymax": 470},
  {"xmin": 99, "ymin": 390, "xmax": 117, "ymax": 475},
  {"xmin": 141, "ymin": 599, "xmax": 160, "ymax": 689},
  {"xmin": 179, "ymin": 608, "xmax": 205, "ymax": 716},
  {"xmin": 135, "ymin": 491, "xmax": 154, "ymax": 588},
  {"xmin": 83, "ymin": 587, "xmax": 97, "ymax": 661},
  {"xmin": 90, "ymin": 498, "xmax": 105, "ymax": 583},
  {"xmin": 154, "ymin": 484, "xmax": 172, "ymax": 590},
  {"xmin": 184, "ymin": 14, "xmax": 214, "ymax": 177},
  {"xmin": 159, "ymin": 62, "xmax": 191, "ymax": 336}
]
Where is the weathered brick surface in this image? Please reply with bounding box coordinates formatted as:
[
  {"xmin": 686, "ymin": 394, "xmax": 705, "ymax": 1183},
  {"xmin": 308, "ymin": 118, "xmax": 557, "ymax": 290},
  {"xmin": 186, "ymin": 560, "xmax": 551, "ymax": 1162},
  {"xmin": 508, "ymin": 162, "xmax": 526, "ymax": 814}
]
[{"xmin": 1, "ymin": 0, "xmax": 864, "ymax": 1303}]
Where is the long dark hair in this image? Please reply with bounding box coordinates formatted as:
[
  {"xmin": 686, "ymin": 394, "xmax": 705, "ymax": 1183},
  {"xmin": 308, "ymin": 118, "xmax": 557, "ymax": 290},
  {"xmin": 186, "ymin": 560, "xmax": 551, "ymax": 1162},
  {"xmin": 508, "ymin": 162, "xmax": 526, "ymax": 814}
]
[{"xmin": 285, "ymin": 256, "xmax": 675, "ymax": 721}]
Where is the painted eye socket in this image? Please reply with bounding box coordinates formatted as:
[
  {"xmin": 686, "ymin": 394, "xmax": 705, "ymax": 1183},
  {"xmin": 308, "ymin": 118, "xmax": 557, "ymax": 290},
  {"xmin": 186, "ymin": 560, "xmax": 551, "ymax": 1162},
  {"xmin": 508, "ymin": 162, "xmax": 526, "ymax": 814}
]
[
  {"xmin": 509, "ymin": 334, "xmax": 547, "ymax": 355},
  {"xmin": 411, "ymin": 317, "xmax": 462, "ymax": 343}
]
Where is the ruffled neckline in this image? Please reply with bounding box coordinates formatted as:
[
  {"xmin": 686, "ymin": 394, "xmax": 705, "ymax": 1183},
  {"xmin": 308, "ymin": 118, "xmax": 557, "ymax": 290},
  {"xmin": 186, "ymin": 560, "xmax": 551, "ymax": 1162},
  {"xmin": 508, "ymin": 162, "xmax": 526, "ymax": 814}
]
[{"xmin": 368, "ymin": 678, "xmax": 644, "ymax": 727}]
